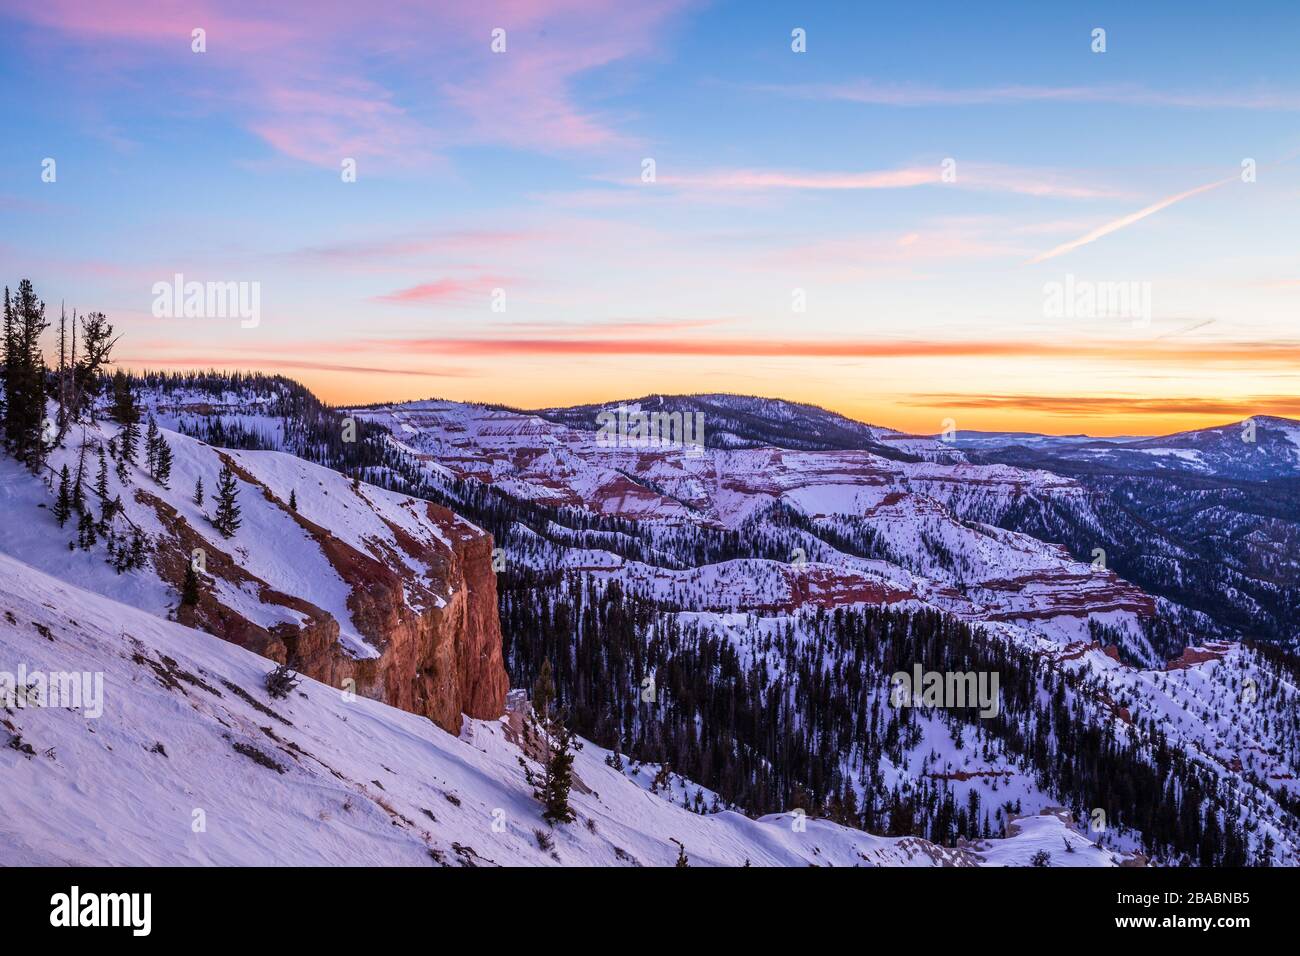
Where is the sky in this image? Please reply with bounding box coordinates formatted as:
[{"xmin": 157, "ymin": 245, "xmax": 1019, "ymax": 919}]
[{"xmin": 1, "ymin": 0, "xmax": 1298, "ymax": 436}]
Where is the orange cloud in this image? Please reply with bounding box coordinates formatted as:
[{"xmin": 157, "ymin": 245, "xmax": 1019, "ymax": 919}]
[
  {"xmin": 340, "ymin": 336, "xmax": 1300, "ymax": 366},
  {"xmin": 903, "ymin": 393, "xmax": 1300, "ymax": 418}
]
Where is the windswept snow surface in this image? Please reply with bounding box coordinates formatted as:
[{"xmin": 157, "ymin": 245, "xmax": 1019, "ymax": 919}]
[{"xmin": 0, "ymin": 553, "xmax": 1118, "ymax": 867}]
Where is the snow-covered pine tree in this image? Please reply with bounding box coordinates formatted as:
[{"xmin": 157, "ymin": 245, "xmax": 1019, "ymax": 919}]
[{"xmin": 211, "ymin": 462, "xmax": 241, "ymax": 538}]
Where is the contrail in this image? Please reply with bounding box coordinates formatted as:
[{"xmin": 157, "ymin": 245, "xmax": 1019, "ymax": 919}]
[{"xmin": 1028, "ymin": 174, "xmax": 1237, "ymax": 263}]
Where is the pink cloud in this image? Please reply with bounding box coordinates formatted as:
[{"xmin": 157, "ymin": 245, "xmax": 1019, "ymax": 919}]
[
  {"xmin": 373, "ymin": 276, "xmax": 511, "ymax": 304},
  {"xmin": 490, "ymin": 316, "xmax": 733, "ymax": 334},
  {"xmin": 7, "ymin": 0, "xmax": 694, "ymax": 165}
]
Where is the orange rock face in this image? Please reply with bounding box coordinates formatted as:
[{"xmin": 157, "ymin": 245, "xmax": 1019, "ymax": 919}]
[
  {"xmin": 275, "ymin": 503, "xmax": 509, "ymax": 735},
  {"xmin": 145, "ymin": 462, "xmax": 508, "ymax": 736}
]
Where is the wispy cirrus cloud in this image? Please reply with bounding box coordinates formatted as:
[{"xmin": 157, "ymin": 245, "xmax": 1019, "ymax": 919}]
[
  {"xmin": 630, "ymin": 162, "xmax": 1121, "ymax": 200},
  {"xmin": 1027, "ymin": 175, "xmax": 1238, "ymax": 263},
  {"xmin": 286, "ymin": 229, "xmax": 544, "ymax": 266},
  {"xmin": 760, "ymin": 227, "xmax": 1029, "ymax": 275},
  {"xmin": 760, "ymin": 80, "xmax": 1300, "ymax": 111}
]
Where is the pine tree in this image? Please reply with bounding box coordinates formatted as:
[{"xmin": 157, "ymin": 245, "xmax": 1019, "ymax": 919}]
[
  {"xmin": 70, "ymin": 311, "xmax": 117, "ymax": 424},
  {"xmin": 95, "ymin": 445, "xmax": 109, "ymax": 501},
  {"xmin": 99, "ymin": 493, "xmax": 116, "ymax": 530},
  {"xmin": 1, "ymin": 280, "xmax": 50, "ymax": 467},
  {"xmin": 289, "ymin": 488, "xmax": 297, "ymax": 511},
  {"xmin": 76, "ymin": 509, "xmax": 96, "ymax": 550},
  {"xmin": 154, "ymin": 437, "xmax": 173, "ymax": 487},
  {"xmin": 532, "ymin": 659, "xmax": 556, "ymax": 725},
  {"xmin": 145, "ymin": 416, "xmax": 160, "ymax": 477},
  {"xmin": 71, "ymin": 441, "xmax": 87, "ymax": 514},
  {"xmin": 127, "ymin": 530, "xmax": 147, "ymax": 570},
  {"xmin": 111, "ymin": 372, "xmax": 139, "ymax": 469},
  {"xmin": 111, "ymin": 536, "xmax": 129, "ymax": 573},
  {"xmin": 53, "ymin": 465, "xmax": 72, "ymax": 527},
  {"xmin": 55, "ymin": 304, "xmax": 68, "ymax": 438},
  {"xmin": 211, "ymin": 461, "xmax": 241, "ymax": 538},
  {"xmin": 1, "ymin": 287, "xmax": 11, "ymax": 430},
  {"xmin": 193, "ymin": 476, "xmax": 204, "ymax": 506},
  {"xmin": 535, "ymin": 714, "xmax": 578, "ymax": 825}
]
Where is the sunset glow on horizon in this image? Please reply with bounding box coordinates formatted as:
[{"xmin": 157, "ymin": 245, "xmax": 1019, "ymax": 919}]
[{"xmin": 3, "ymin": 0, "xmax": 1299, "ymax": 438}]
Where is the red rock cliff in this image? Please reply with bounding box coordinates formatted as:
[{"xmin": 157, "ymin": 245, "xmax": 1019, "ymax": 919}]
[{"xmin": 149, "ymin": 459, "xmax": 508, "ymax": 735}]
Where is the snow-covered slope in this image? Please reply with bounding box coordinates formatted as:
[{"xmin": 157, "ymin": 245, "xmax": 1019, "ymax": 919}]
[
  {"xmin": 0, "ymin": 408, "xmax": 507, "ymax": 734},
  {"xmin": 0, "ymin": 552, "xmax": 1116, "ymax": 867}
]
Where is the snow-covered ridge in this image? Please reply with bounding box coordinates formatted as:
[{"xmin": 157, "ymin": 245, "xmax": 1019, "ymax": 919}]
[
  {"xmin": 349, "ymin": 399, "xmax": 1158, "ymax": 654},
  {"xmin": 0, "ymin": 406, "xmax": 507, "ymax": 734}
]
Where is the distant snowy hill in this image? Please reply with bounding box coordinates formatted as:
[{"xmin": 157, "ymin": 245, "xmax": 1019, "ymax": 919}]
[
  {"xmin": 962, "ymin": 416, "xmax": 1300, "ymax": 481},
  {"xmin": 536, "ymin": 393, "xmax": 966, "ymax": 462}
]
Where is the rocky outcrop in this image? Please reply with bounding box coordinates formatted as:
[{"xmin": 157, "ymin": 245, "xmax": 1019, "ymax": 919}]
[
  {"xmin": 144, "ymin": 456, "xmax": 508, "ymax": 736},
  {"xmin": 1164, "ymin": 641, "xmax": 1233, "ymax": 671},
  {"xmin": 271, "ymin": 498, "xmax": 509, "ymax": 735}
]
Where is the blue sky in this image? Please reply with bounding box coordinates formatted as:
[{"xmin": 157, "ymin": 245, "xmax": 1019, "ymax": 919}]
[{"xmin": 2, "ymin": 0, "xmax": 1298, "ymax": 434}]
